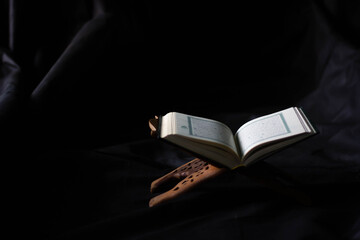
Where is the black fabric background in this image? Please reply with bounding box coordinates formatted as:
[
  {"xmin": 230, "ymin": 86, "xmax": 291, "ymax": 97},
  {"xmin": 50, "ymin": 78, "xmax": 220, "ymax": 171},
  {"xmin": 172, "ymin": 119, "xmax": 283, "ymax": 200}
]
[{"xmin": 1, "ymin": 0, "xmax": 359, "ymax": 239}]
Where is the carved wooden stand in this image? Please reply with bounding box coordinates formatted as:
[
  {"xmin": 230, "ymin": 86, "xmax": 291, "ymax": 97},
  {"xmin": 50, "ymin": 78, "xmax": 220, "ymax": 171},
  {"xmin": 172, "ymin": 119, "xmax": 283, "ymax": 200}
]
[{"xmin": 148, "ymin": 116, "xmax": 310, "ymax": 207}]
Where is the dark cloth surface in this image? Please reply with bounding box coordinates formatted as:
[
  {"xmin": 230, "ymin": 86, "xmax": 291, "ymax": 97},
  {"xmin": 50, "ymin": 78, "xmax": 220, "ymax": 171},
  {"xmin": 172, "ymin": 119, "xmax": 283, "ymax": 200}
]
[{"xmin": 1, "ymin": 1, "xmax": 360, "ymax": 239}]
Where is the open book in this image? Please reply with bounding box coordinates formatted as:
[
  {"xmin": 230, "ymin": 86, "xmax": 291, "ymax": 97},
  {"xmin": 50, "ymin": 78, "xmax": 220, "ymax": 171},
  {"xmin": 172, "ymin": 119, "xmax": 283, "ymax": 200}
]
[{"xmin": 157, "ymin": 107, "xmax": 317, "ymax": 169}]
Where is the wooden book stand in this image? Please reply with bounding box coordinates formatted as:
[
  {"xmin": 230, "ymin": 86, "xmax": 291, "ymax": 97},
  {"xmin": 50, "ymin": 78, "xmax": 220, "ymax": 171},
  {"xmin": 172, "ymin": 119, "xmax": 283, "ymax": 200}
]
[{"xmin": 149, "ymin": 116, "xmax": 310, "ymax": 207}]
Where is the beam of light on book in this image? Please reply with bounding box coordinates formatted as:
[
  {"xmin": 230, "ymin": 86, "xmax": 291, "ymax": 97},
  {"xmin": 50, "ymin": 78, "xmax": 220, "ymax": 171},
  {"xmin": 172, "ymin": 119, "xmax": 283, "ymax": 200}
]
[{"xmin": 159, "ymin": 107, "xmax": 317, "ymax": 169}]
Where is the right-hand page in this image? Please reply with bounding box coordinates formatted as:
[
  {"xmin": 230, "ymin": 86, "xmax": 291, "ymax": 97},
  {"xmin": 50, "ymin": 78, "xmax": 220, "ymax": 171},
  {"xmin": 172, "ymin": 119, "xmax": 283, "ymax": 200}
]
[{"xmin": 235, "ymin": 107, "xmax": 311, "ymax": 161}]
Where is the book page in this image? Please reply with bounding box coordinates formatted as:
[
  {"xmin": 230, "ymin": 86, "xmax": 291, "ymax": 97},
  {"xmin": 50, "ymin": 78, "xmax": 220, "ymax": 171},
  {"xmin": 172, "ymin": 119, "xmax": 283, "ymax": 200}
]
[
  {"xmin": 173, "ymin": 112, "xmax": 238, "ymax": 153},
  {"xmin": 235, "ymin": 108, "xmax": 306, "ymax": 157}
]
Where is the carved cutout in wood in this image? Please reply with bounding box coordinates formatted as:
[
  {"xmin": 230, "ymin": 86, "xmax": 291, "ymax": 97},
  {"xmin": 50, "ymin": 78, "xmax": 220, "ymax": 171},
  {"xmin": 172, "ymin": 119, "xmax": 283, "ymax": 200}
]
[{"xmin": 149, "ymin": 158, "xmax": 226, "ymax": 207}]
